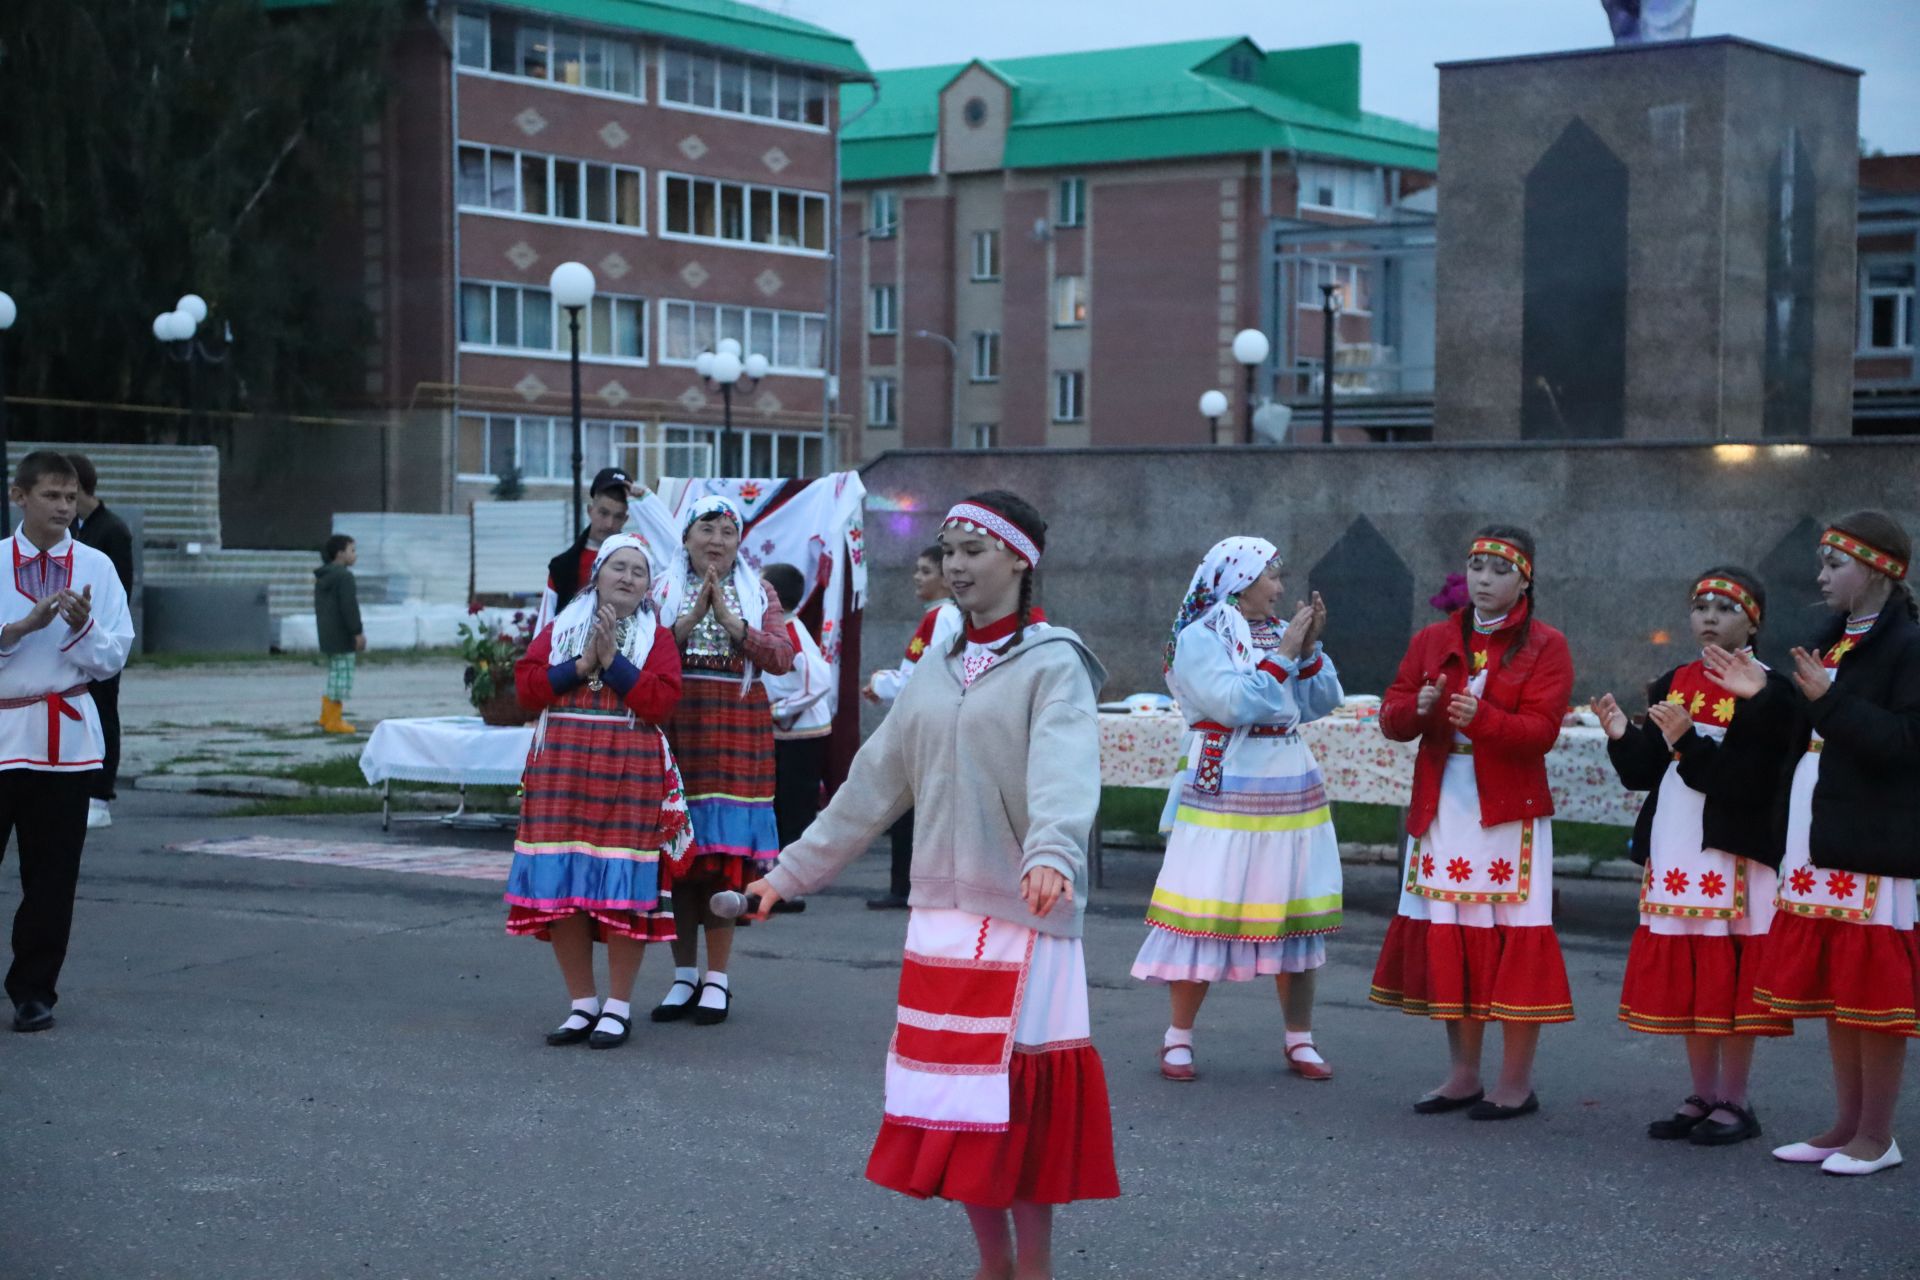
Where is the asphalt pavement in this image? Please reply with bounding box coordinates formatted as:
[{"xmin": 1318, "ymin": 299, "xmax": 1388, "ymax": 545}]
[{"xmin": 1, "ymin": 790, "xmax": 1915, "ymax": 1280}]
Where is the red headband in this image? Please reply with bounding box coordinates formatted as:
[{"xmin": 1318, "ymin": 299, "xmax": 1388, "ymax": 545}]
[
  {"xmin": 1469, "ymin": 537, "xmax": 1532, "ymax": 581},
  {"xmin": 1693, "ymin": 576, "xmax": 1761, "ymax": 626},
  {"xmin": 1822, "ymin": 527, "xmax": 1909, "ymax": 581}
]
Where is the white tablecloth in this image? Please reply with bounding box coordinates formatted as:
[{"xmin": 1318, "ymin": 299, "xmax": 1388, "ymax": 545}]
[
  {"xmin": 1098, "ymin": 708, "xmax": 1643, "ymax": 828},
  {"xmin": 359, "ymin": 716, "xmax": 534, "ymax": 788}
]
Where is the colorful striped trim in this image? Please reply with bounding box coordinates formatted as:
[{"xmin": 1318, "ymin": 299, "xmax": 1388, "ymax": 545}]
[
  {"xmin": 1174, "ymin": 781, "xmax": 1328, "ymax": 817},
  {"xmin": 512, "ymin": 840, "xmax": 663, "ymax": 861},
  {"xmin": 1469, "ymin": 537, "xmax": 1532, "ymax": 580},
  {"xmin": 1169, "ymin": 802, "xmax": 1332, "ymax": 833},
  {"xmin": 1615, "ymin": 1003, "xmax": 1792, "ymax": 1037},
  {"xmin": 943, "ymin": 502, "xmax": 1041, "ymax": 567},
  {"xmin": 1693, "ymin": 576, "xmax": 1762, "ymax": 625},
  {"xmin": 1368, "ymin": 984, "xmax": 1575, "ymax": 1023},
  {"xmin": 1822, "ymin": 527, "xmax": 1908, "ymax": 581},
  {"xmin": 1144, "ymin": 911, "xmax": 1342, "ymax": 940}
]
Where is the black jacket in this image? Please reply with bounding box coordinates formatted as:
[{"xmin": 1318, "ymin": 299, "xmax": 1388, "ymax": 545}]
[
  {"xmin": 1607, "ymin": 664, "xmax": 1803, "ymax": 870},
  {"xmin": 74, "ymin": 501, "xmax": 135, "ymax": 593},
  {"xmin": 547, "ymin": 531, "xmax": 592, "ymax": 615},
  {"xmin": 1805, "ymin": 605, "xmax": 1920, "ymax": 879}
]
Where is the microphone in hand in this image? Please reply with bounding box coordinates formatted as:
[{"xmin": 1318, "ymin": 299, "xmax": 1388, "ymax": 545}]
[{"xmin": 709, "ymin": 890, "xmax": 762, "ymax": 920}]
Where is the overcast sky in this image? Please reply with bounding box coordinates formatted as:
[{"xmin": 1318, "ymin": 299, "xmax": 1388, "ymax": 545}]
[{"xmin": 773, "ymin": 0, "xmax": 1920, "ymax": 153}]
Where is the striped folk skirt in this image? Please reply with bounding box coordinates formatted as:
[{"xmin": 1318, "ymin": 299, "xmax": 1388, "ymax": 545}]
[{"xmin": 664, "ymin": 673, "xmax": 781, "ymax": 892}]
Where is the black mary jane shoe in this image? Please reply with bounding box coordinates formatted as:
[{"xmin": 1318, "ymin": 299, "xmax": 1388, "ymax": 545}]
[
  {"xmin": 545, "ymin": 1008, "xmax": 599, "ymax": 1047},
  {"xmin": 1647, "ymin": 1095, "xmax": 1713, "ymax": 1140},
  {"xmin": 1412, "ymin": 1089, "xmax": 1484, "ymax": 1115},
  {"xmin": 1468, "ymin": 1092, "xmax": 1540, "ymax": 1121},
  {"xmin": 1688, "ymin": 1101, "xmax": 1762, "ymax": 1147},
  {"xmin": 587, "ymin": 1011, "xmax": 632, "ymax": 1050},
  {"xmin": 11, "ymin": 1000, "xmax": 54, "ymax": 1033},
  {"xmin": 650, "ymin": 980, "xmax": 698, "ymax": 1023},
  {"xmin": 691, "ymin": 981, "xmax": 732, "ymax": 1026}
]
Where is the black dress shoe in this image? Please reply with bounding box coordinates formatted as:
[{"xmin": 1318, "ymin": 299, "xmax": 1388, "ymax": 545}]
[
  {"xmin": 587, "ymin": 1011, "xmax": 631, "ymax": 1050},
  {"xmin": 545, "ymin": 1009, "xmax": 597, "ymax": 1046},
  {"xmin": 650, "ymin": 980, "xmax": 697, "ymax": 1022},
  {"xmin": 1688, "ymin": 1101, "xmax": 1762, "ymax": 1147},
  {"xmin": 1468, "ymin": 1092, "xmax": 1540, "ymax": 1120},
  {"xmin": 12, "ymin": 1000, "xmax": 53, "ymax": 1033},
  {"xmin": 691, "ymin": 981, "xmax": 732, "ymax": 1025},
  {"xmin": 866, "ymin": 894, "xmax": 910, "ymax": 911},
  {"xmin": 1412, "ymin": 1089, "xmax": 1483, "ymax": 1115},
  {"xmin": 1648, "ymin": 1094, "xmax": 1713, "ymax": 1140}
]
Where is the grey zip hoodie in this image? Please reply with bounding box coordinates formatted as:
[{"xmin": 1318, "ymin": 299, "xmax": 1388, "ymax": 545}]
[{"xmin": 764, "ymin": 626, "xmax": 1106, "ymax": 938}]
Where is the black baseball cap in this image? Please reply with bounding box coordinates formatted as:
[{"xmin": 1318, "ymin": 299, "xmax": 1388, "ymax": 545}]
[{"xmin": 590, "ymin": 467, "xmax": 633, "ymax": 500}]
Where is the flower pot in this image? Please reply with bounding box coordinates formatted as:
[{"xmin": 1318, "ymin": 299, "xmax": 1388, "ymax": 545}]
[{"xmin": 477, "ymin": 681, "xmax": 532, "ymax": 727}]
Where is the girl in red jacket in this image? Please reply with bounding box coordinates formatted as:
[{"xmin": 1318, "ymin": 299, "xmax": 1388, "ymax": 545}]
[{"xmin": 1370, "ymin": 526, "xmax": 1576, "ymax": 1119}]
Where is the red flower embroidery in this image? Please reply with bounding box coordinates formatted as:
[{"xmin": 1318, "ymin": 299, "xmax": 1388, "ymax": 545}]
[
  {"xmin": 1698, "ymin": 870, "xmax": 1726, "ymax": 899},
  {"xmin": 1662, "ymin": 867, "xmax": 1690, "ymax": 896},
  {"xmin": 1488, "ymin": 858, "xmax": 1515, "ymax": 885},
  {"xmin": 1788, "ymin": 867, "xmax": 1816, "ymax": 896},
  {"xmin": 1446, "ymin": 857, "xmax": 1473, "ymax": 883},
  {"xmin": 1826, "ymin": 870, "xmax": 1857, "ymax": 900},
  {"xmin": 738, "ymin": 482, "xmax": 764, "ymax": 502},
  {"xmin": 1421, "ymin": 853, "xmax": 1435, "ymax": 879}
]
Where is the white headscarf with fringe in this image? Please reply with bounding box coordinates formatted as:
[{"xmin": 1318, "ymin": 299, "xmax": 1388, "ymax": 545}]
[
  {"xmin": 550, "ymin": 534, "xmax": 659, "ymax": 668},
  {"xmin": 1164, "ymin": 536, "xmax": 1279, "ymax": 687},
  {"xmin": 652, "ymin": 495, "xmax": 769, "ymax": 630}
]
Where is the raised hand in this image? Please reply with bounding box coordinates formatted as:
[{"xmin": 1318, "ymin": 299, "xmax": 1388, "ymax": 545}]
[
  {"xmin": 1446, "ymin": 691, "xmax": 1479, "ymax": 730},
  {"xmin": 57, "ymin": 585, "xmax": 92, "ymax": 631},
  {"xmin": 1305, "ymin": 591, "xmax": 1328, "ymax": 649},
  {"xmin": 1415, "ymin": 673, "xmax": 1449, "ymax": 718},
  {"xmin": 1702, "ymin": 644, "xmax": 1767, "ymax": 699},
  {"xmin": 1788, "ymin": 647, "xmax": 1832, "ymax": 700},
  {"xmin": 1277, "ymin": 599, "xmax": 1316, "ymax": 659},
  {"xmin": 1646, "ymin": 700, "xmax": 1692, "ymax": 747},
  {"xmin": 1590, "ymin": 693, "xmax": 1628, "ymax": 741}
]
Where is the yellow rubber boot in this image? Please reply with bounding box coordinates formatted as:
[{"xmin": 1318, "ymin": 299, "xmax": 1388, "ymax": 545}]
[{"xmin": 321, "ymin": 697, "xmax": 358, "ymax": 734}]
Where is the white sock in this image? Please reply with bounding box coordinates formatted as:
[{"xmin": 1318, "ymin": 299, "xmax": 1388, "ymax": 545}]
[
  {"xmin": 559, "ymin": 997, "xmax": 599, "ymax": 1031},
  {"xmin": 1285, "ymin": 1029, "xmax": 1324, "ymax": 1065},
  {"xmin": 699, "ymin": 970, "xmax": 730, "ymax": 1009},
  {"xmin": 1163, "ymin": 1026, "xmax": 1193, "ymax": 1067},
  {"xmin": 660, "ymin": 967, "xmax": 698, "ymax": 1007},
  {"xmin": 596, "ymin": 998, "xmax": 632, "ymax": 1031}
]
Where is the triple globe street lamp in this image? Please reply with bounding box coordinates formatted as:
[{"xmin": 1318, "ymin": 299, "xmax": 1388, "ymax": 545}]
[
  {"xmin": 695, "ymin": 338, "xmax": 768, "ymax": 478},
  {"xmin": 1198, "ymin": 328, "xmax": 1289, "ymax": 446},
  {"xmin": 151, "ymin": 293, "xmax": 233, "ymax": 442}
]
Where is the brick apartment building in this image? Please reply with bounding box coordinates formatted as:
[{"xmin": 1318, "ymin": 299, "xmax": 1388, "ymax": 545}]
[
  {"xmin": 360, "ymin": 0, "xmax": 870, "ymax": 511},
  {"xmin": 834, "ymin": 38, "xmax": 1438, "ymax": 457},
  {"xmin": 1857, "ymin": 153, "xmax": 1920, "ymax": 434}
]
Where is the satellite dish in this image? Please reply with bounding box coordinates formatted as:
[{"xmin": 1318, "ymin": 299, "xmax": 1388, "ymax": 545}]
[{"xmin": 1251, "ymin": 401, "xmax": 1293, "ymax": 444}]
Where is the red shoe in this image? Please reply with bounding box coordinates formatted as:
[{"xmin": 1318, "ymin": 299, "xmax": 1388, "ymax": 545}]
[
  {"xmin": 1285, "ymin": 1041, "xmax": 1333, "ymax": 1081},
  {"xmin": 1159, "ymin": 1043, "xmax": 1196, "ymax": 1082}
]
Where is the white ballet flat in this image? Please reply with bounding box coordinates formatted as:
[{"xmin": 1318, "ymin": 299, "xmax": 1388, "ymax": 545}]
[
  {"xmin": 1772, "ymin": 1141, "xmax": 1843, "ymax": 1163},
  {"xmin": 1821, "ymin": 1140, "xmax": 1903, "ymax": 1177}
]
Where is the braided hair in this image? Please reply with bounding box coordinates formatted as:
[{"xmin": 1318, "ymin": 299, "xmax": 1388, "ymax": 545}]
[
  {"xmin": 1459, "ymin": 523, "xmax": 1537, "ymax": 670},
  {"xmin": 1830, "ymin": 510, "xmax": 1918, "ymax": 623},
  {"xmin": 951, "ymin": 489, "xmax": 1048, "ymax": 656}
]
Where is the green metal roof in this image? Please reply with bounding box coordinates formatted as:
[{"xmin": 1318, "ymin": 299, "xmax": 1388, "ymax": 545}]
[{"xmin": 841, "ymin": 38, "xmax": 1434, "ymax": 182}]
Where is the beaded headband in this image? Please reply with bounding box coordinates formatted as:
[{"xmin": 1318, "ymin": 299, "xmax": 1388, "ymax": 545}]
[
  {"xmin": 1693, "ymin": 576, "xmax": 1761, "ymax": 626},
  {"xmin": 1821, "ymin": 527, "xmax": 1909, "ymax": 581},
  {"xmin": 1468, "ymin": 536, "xmax": 1532, "ymax": 581},
  {"xmin": 943, "ymin": 502, "xmax": 1041, "ymax": 568}
]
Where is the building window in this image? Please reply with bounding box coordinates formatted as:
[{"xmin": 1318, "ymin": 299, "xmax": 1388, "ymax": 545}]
[
  {"xmin": 658, "ymin": 46, "xmax": 828, "ymax": 128},
  {"xmin": 455, "ymin": 8, "xmax": 643, "ymax": 98},
  {"xmin": 1294, "ymin": 259, "xmax": 1372, "ymax": 313},
  {"xmin": 1296, "ymin": 161, "xmax": 1381, "ymax": 218},
  {"xmin": 661, "ymin": 172, "xmax": 827, "ymax": 253},
  {"xmin": 660, "ymin": 300, "xmax": 826, "ymax": 373},
  {"xmin": 868, "ymin": 377, "xmax": 897, "ymax": 427},
  {"xmin": 460, "ymin": 280, "xmax": 647, "ymax": 362},
  {"xmin": 457, "ymin": 144, "xmax": 643, "ymax": 230},
  {"xmin": 970, "ymin": 229, "xmax": 1001, "ymax": 281},
  {"xmin": 457, "ymin": 414, "xmax": 642, "ymax": 481},
  {"xmin": 1052, "ymin": 371, "xmax": 1084, "ymax": 422},
  {"xmin": 869, "ymin": 285, "xmax": 898, "ymax": 335},
  {"xmin": 1226, "ymin": 51, "xmax": 1258, "ymax": 82},
  {"xmin": 971, "ymin": 330, "xmax": 1000, "ymax": 382},
  {"xmin": 1053, "ymin": 275, "xmax": 1088, "ymax": 327},
  {"xmin": 869, "ymin": 190, "xmax": 899, "ymax": 239},
  {"xmin": 969, "ymin": 422, "xmax": 999, "ymax": 449},
  {"xmin": 1863, "ymin": 261, "xmax": 1916, "ymax": 352},
  {"xmin": 1056, "ymin": 177, "xmax": 1086, "ymax": 228}
]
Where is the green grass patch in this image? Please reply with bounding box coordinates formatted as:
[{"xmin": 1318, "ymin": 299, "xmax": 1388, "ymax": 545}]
[{"xmin": 273, "ymin": 755, "xmax": 371, "ymax": 788}]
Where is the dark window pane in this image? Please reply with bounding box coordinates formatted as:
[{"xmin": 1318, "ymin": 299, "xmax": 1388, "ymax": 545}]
[
  {"xmin": 553, "ymin": 160, "xmax": 580, "ymax": 219},
  {"xmin": 459, "ymin": 283, "xmax": 491, "ymax": 344},
  {"xmin": 585, "ymin": 165, "xmax": 612, "ymax": 223},
  {"xmin": 520, "ymin": 154, "xmax": 548, "ymax": 216}
]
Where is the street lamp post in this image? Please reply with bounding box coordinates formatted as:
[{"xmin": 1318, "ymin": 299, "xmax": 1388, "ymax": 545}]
[
  {"xmin": 151, "ymin": 294, "xmax": 232, "ymax": 443},
  {"xmin": 1318, "ymin": 282, "xmax": 1340, "ymax": 444},
  {"xmin": 697, "ymin": 337, "xmax": 767, "ymax": 477},
  {"xmin": 1231, "ymin": 328, "xmax": 1271, "ymax": 447},
  {"xmin": 0, "ymin": 291, "xmax": 14, "ymax": 531},
  {"xmin": 549, "ymin": 262, "xmax": 597, "ymax": 534},
  {"xmin": 912, "ymin": 329, "xmax": 961, "ymax": 449},
  {"xmin": 1197, "ymin": 389, "xmax": 1228, "ymax": 444}
]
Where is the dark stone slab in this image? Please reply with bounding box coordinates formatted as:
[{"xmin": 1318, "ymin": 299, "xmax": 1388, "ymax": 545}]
[{"xmin": 1308, "ymin": 515, "xmax": 1414, "ymax": 696}]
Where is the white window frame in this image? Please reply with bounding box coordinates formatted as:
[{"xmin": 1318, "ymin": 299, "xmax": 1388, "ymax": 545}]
[
  {"xmin": 457, "ymin": 142, "xmax": 646, "ymax": 233},
  {"xmin": 456, "ymin": 413, "xmax": 644, "ymax": 483},
  {"xmin": 1293, "ymin": 259, "xmax": 1372, "ymax": 315},
  {"xmin": 453, "ymin": 8, "xmax": 646, "ymax": 102},
  {"xmin": 868, "ymin": 376, "xmax": 898, "ymax": 427},
  {"xmin": 1056, "ymin": 177, "xmax": 1086, "ymax": 228},
  {"xmin": 1052, "ymin": 371, "xmax": 1084, "ymax": 423},
  {"xmin": 1861, "ymin": 259, "xmax": 1917, "ymax": 354},
  {"xmin": 970, "ymin": 229, "xmax": 1001, "ymax": 281},
  {"xmin": 1053, "ymin": 275, "xmax": 1088, "ymax": 328},
  {"xmin": 869, "ymin": 190, "xmax": 899, "ymax": 239},
  {"xmin": 656, "ymin": 45, "xmax": 829, "ymax": 132},
  {"xmin": 1296, "ymin": 161, "xmax": 1382, "ymax": 219},
  {"xmin": 460, "ymin": 279, "xmax": 649, "ymax": 365},
  {"xmin": 970, "ymin": 330, "xmax": 1000, "ymax": 382},
  {"xmin": 869, "ymin": 284, "xmax": 898, "ymax": 335},
  {"xmin": 658, "ymin": 171, "xmax": 830, "ymax": 256},
  {"xmin": 658, "ymin": 299, "xmax": 828, "ymax": 376},
  {"xmin": 969, "ymin": 422, "xmax": 999, "ymax": 449}
]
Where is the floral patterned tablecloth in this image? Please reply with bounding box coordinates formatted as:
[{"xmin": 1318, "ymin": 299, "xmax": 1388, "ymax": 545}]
[{"xmin": 1099, "ymin": 708, "xmax": 1644, "ymax": 827}]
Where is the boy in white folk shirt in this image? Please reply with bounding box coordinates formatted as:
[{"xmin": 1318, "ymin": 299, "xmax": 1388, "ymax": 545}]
[{"xmin": 1, "ymin": 452, "xmax": 133, "ymax": 1033}]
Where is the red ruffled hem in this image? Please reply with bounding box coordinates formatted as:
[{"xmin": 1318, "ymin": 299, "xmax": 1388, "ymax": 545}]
[
  {"xmin": 1617, "ymin": 927, "xmax": 1792, "ymax": 1036},
  {"xmin": 505, "ymin": 904, "xmax": 678, "ymax": 943},
  {"xmin": 1369, "ymin": 916, "xmax": 1575, "ymax": 1023},
  {"xmin": 676, "ymin": 853, "xmax": 752, "ymax": 894},
  {"xmin": 1752, "ymin": 912, "xmax": 1920, "ymax": 1037},
  {"xmin": 865, "ymin": 1045, "xmax": 1120, "ymax": 1208}
]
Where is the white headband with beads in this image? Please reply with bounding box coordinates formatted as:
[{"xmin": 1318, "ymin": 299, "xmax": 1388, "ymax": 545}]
[{"xmin": 943, "ymin": 502, "xmax": 1041, "ymax": 568}]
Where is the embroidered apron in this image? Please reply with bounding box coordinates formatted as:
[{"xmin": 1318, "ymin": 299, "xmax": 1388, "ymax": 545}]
[
  {"xmin": 883, "ymin": 909, "xmax": 1035, "ymax": 1132},
  {"xmin": 1406, "ymin": 669, "xmax": 1535, "ymax": 906},
  {"xmin": 1639, "ymin": 671, "xmax": 1749, "ymax": 921}
]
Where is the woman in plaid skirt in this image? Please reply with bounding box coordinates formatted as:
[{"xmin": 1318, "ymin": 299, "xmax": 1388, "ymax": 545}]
[{"xmin": 507, "ymin": 535, "xmax": 690, "ymax": 1051}]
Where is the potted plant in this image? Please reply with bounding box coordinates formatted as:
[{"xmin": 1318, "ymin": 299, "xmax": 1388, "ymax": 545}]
[{"xmin": 458, "ymin": 604, "xmax": 537, "ymax": 726}]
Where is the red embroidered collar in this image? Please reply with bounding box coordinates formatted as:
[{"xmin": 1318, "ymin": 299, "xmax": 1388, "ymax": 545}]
[{"xmin": 965, "ymin": 607, "xmax": 1048, "ymax": 645}]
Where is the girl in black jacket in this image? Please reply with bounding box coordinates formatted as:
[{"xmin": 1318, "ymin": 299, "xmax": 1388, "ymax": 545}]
[
  {"xmin": 1735, "ymin": 512, "xmax": 1920, "ymax": 1177},
  {"xmin": 1593, "ymin": 566, "xmax": 1800, "ymax": 1149}
]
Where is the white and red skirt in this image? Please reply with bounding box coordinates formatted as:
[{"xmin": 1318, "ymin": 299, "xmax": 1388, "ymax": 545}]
[
  {"xmin": 1369, "ymin": 747, "xmax": 1574, "ymax": 1024},
  {"xmin": 866, "ymin": 908, "xmax": 1119, "ymax": 1208},
  {"xmin": 1752, "ymin": 743, "xmax": 1920, "ymax": 1037}
]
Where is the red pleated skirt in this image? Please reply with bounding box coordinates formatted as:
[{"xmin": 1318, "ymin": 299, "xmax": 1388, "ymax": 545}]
[
  {"xmin": 1752, "ymin": 912, "xmax": 1920, "ymax": 1037},
  {"xmin": 865, "ymin": 1044, "xmax": 1121, "ymax": 1209},
  {"xmin": 1616, "ymin": 928, "xmax": 1791, "ymax": 1036},
  {"xmin": 1369, "ymin": 917, "xmax": 1575, "ymax": 1023}
]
